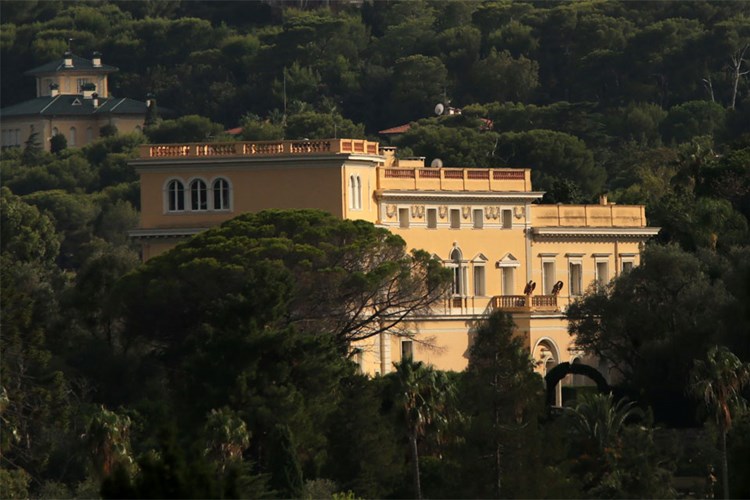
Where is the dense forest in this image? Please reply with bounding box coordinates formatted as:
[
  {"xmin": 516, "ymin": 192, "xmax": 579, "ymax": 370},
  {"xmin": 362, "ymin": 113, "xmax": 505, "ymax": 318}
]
[{"xmin": 2, "ymin": 1, "xmax": 750, "ymax": 498}]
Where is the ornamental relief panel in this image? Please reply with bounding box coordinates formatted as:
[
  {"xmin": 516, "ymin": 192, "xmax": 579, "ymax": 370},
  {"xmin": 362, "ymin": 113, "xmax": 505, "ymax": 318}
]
[
  {"xmin": 462, "ymin": 206, "xmax": 471, "ymax": 219},
  {"xmin": 485, "ymin": 206, "xmax": 500, "ymax": 220},
  {"xmin": 411, "ymin": 205, "xmax": 425, "ymax": 218},
  {"xmin": 386, "ymin": 204, "xmax": 397, "ymax": 218},
  {"xmin": 439, "ymin": 206, "xmax": 448, "ymax": 219},
  {"xmin": 514, "ymin": 206, "xmax": 525, "ymax": 219}
]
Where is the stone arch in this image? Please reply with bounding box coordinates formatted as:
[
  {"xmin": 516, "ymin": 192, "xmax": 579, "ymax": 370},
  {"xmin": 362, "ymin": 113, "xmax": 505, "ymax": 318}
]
[{"xmin": 544, "ymin": 362, "xmax": 609, "ymax": 406}]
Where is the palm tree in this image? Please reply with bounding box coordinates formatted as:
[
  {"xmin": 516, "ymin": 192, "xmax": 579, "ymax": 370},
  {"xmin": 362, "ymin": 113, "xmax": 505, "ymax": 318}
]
[
  {"xmin": 82, "ymin": 406, "xmax": 134, "ymax": 481},
  {"xmin": 392, "ymin": 358, "xmax": 454, "ymax": 500},
  {"xmin": 688, "ymin": 345, "xmax": 750, "ymax": 499},
  {"xmin": 565, "ymin": 392, "xmax": 643, "ymax": 452}
]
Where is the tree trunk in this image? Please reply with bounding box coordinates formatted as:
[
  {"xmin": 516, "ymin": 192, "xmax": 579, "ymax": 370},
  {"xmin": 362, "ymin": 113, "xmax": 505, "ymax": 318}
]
[
  {"xmin": 721, "ymin": 429, "xmax": 729, "ymax": 500},
  {"xmin": 410, "ymin": 430, "xmax": 422, "ymax": 499},
  {"xmin": 730, "ymin": 44, "xmax": 749, "ymax": 111},
  {"xmin": 494, "ymin": 405, "xmax": 503, "ymax": 498}
]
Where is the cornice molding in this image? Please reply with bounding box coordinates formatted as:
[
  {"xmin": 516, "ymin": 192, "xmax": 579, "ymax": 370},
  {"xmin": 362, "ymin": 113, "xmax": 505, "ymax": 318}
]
[
  {"xmin": 531, "ymin": 226, "xmax": 661, "ymax": 240},
  {"xmin": 376, "ymin": 191, "xmax": 544, "ymax": 203},
  {"xmin": 131, "ymin": 153, "xmax": 381, "ymax": 173}
]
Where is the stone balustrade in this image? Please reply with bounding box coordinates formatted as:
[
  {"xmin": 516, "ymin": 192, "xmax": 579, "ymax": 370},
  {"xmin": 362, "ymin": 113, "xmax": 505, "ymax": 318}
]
[{"xmin": 139, "ymin": 138, "xmax": 379, "ymax": 159}]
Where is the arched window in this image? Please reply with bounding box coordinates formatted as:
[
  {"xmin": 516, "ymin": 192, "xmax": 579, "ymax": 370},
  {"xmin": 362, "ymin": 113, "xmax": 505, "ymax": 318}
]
[
  {"xmin": 450, "ymin": 247, "xmax": 465, "ymax": 296},
  {"xmin": 190, "ymin": 179, "xmax": 207, "ymax": 211},
  {"xmin": 212, "ymin": 178, "xmax": 230, "ymax": 210},
  {"xmin": 356, "ymin": 175, "xmax": 362, "ymax": 209},
  {"xmin": 86, "ymin": 127, "xmax": 93, "ymax": 143},
  {"xmin": 69, "ymin": 127, "xmax": 76, "ymax": 146},
  {"xmin": 52, "ymin": 127, "xmax": 59, "ymax": 136},
  {"xmin": 167, "ymin": 180, "xmax": 185, "ymax": 211}
]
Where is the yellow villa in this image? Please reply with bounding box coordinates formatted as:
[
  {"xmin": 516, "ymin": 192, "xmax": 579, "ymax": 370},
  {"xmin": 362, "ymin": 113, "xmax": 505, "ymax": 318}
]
[{"xmin": 131, "ymin": 138, "xmax": 659, "ymax": 398}]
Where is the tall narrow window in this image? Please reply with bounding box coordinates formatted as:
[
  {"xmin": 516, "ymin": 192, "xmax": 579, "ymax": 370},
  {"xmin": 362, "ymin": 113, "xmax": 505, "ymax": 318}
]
[
  {"xmin": 212, "ymin": 178, "xmax": 230, "ymax": 210},
  {"xmin": 502, "ymin": 210, "xmax": 513, "ymax": 229},
  {"xmin": 401, "ymin": 340, "xmax": 414, "ymax": 360},
  {"xmin": 450, "ymin": 209, "xmax": 460, "ymax": 229},
  {"xmin": 356, "ymin": 176, "xmax": 362, "ymax": 209},
  {"xmin": 569, "ymin": 263, "xmax": 582, "ymax": 296},
  {"xmin": 502, "ymin": 267, "xmax": 514, "ymax": 295},
  {"xmin": 69, "ymin": 127, "xmax": 76, "ymax": 146},
  {"xmin": 451, "ymin": 248, "xmax": 464, "ymax": 295},
  {"xmin": 622, "ymin": 260, "xmax": 634, "ymax": 274},
  {"xmin": 167, "ymin": 180, "xmax": 185, "ymax": 211},
  {"xmin": 543, "ymin": 261, "xmax": 556, "ymax": 294},
  {"xmin": 86, "ymin": 127, "xmax": 93, "ymax": 143},
  {"xmin": 596, "ymin": 261, "xmax": 609, "ymax": 287},
  {"xmin": 190, "ymin": 179, "xmax": 207, "ymax": 211},
  {"xmin": 349, "ymin": 175, "xmax": 356, "ymax": 209},
  {"xmin": 473, "ymin": 265, "xmax": 486, "ymax": 296},
  {"xmin": 473, "ymin": 208, "xmax": 483, "ymax": 229},
  {"xmin": 398, "ymin": 208, "xmax": 409, "ymax": 228},
  {"xmin": 426, "ymin": 208, "xmax": 437, "ymax": 229}
]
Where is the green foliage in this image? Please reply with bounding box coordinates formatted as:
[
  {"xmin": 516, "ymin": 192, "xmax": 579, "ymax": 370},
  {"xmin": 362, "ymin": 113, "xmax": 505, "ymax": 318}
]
[
  {"xmin": 50, "ymin": 132, "xmax": 67, "ymax": 154},
  {"xmin": 144, "ymin": 115, "xmax": 225, "ymax": 143},
  {"xmin": 495, "ymin": 129, "xmax": 605, "ymax": 198},
  {"xmin": 459, "ymin": 311, "xmax": 550, "ymax": 498},
  {"xmin": 567, "ymin": 245, "xmax": 743, "ymax": 424},
  {"xmin": 661, "ymin": 100, "xmax": 728, "ymax": 144}
]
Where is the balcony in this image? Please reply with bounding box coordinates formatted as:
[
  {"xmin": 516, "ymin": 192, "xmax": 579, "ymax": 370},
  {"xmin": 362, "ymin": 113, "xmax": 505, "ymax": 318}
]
[
  {"xmin": 491, "ymin": 294, "xmax": 559, "ymax": 312},
  {"xmin": 138, "ymin": 138, "xmax": 380, "ymax": 159},
  {"xmin": 444, "ymin": 294, "xmax": 559, "ymax": 315}
]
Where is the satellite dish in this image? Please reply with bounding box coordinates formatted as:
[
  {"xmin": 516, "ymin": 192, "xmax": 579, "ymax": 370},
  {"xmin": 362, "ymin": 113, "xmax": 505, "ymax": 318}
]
[
  {"xmin": 434, "ymin": 103, "xmax": 445, "ymax": 116},
  {"xmin": 430, "ymin": 158, "xmax": 443, "ymax": 168}
]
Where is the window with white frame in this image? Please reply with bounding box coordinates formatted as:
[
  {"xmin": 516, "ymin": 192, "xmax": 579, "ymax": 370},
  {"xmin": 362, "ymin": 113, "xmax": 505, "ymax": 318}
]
[
  {"xmin": 167, "ymin": 180, "xmax": 185, "ymax": 211},
  {"xmin": 569, "ymin": 262, "xmax": 583, "ymax": 296},
  {"xmin": 426, "ymin": 208, "xmax": 437, "ymax": 229},
  {"xmin": 356, "ymin": 176, "xmax": 362, "ymax": 209},
  {"xmin": 541, "ymin": 256, "xmax": 557, "ymax": 294},
  {"xmin": 502, "ymin": 267, "xmax": 514, "ymax": 295},
  {"xmin": 473, "ymin": 265, "xmax": 486, "ymax": 296},
  {"xmin": 212, "ymin": 178, "xmax": 230, "ymax": 210},
  {"xmin": 594, "ymin": 256, "xmax": 610, "ymax": 287},
  {"xmin": 450, "ymin": 209, "xmax": 460, "ymax": 229},
  {"xmin": 620, "ymin": 254, "xmax": 635, "ymax": 274},
  {"xmin": 349, "ymin": 174, "xmax": 362, "ymax": 210},
  {"xmin": 190, "ymin": 179, "xmax": 208, "ymax": 211},
  {"xmin": 69, "ymin": 127, "xmax": 76, "ymax": 146},
  {"xmin": 497, "ymin": 253, "xmax": 520, "ymax": 295},
  {"xmin": 398, "ymin": 208, "xmax": 410, "ymax": 228},
  {"xmin": 86, "ymin": 127, "xmax": 93, "ymax": 143},
  {"xmin": 449, "ymin": 247, "xmax": 466, "ymax": 295},
  {"xmin": 473, "ymin": 208, "xmax": 483, "ymax": 229}
]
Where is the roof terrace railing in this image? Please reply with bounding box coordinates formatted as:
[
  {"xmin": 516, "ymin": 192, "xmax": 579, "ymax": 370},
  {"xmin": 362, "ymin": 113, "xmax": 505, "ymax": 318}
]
[{"xmin": 139, "ymin": 138, "xmax": 380, "ymax": 159}]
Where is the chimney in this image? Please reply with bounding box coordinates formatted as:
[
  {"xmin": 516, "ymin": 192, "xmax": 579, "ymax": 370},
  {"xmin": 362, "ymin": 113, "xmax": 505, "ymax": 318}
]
[
  {"xmin": 92, "ymin": 51, "xmax": 102, "ymax": 67},
  {"xmin": 49, "ymin": 82, "xmax": 59, "ymax": 97},
  {"xmin": 64, "ymin": 50, "xmax": 73, "ymax": 68},
  {"xmin": 92, "ymin": 92, "xmax": 99, "ymax": 108},
  {"xmin": 599, "ymin": 194, "xmax": 608, "ymax": 206}
]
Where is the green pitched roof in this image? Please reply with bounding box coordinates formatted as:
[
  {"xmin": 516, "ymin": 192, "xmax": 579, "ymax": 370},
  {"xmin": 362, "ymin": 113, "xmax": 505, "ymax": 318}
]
[
  {"xmin": 0, "ymin": 95, "xmax": 147, "ymax": 117},
  {"xmin": 24, "ymin": 53, "xmax": 118, "ymax": 76}
]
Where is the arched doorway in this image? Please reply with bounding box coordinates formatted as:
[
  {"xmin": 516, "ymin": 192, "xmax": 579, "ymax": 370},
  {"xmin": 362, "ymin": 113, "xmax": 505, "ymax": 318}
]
[
  {"xmin": 533, "ymin": 339, "xmax": 561, "ymax": 405},
  {"xmin": 544, "ymin": 362, "xmax": 609, "ymax": 407}
]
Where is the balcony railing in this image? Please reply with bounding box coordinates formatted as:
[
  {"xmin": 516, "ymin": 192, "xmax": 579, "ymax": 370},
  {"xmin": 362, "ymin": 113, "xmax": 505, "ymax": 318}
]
[
  {"xmin": 490, "ymin": 294, "xmax": 559, "ymax": 312},
  {"xmin": 139, "ymin": 139, "xmax": 379, "ymax": 159},
  {"xmin": 443, "ymin": 294, "xmax": 560, "ymax": 315},
  {"xmin": 379, "ymin": 167, "xmax": 531, "ymax": 192}
]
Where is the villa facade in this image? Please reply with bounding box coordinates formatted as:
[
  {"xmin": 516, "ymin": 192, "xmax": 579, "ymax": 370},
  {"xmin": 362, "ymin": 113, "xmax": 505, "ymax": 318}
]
[{"xmin": 130, "ymin": 138, "xmax": 659, "ymax": 396}]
